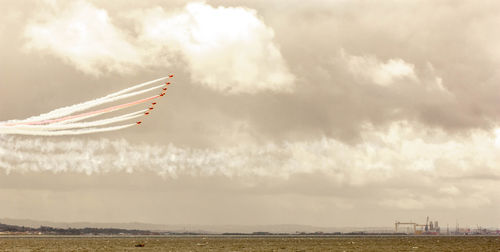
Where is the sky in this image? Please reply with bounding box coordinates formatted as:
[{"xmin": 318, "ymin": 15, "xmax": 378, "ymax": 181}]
[{"xmin": 0, "ymin": 0, "xmax": 499, "ymax": 229}]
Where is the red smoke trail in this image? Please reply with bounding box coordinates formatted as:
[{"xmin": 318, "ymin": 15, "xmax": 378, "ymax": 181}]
[{"xmin": 6, "ymin": 95, "xmax": 160, "ymax": 126}]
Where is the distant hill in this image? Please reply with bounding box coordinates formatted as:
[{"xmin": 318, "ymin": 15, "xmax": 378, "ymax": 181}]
[
  {"xmin": 0, "ymin": 222, "xmax": 160, "ymax": 235},
  {"xmin": 0, "ymin": 218, "xmax": 394, "ymax": 234}
]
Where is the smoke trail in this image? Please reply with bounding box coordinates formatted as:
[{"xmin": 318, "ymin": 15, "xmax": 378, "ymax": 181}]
[
  {"xmin": 52, "ymin": 109, "xmax": 148, "ymax": 125},
  {"xmin": 105, "ymin": 76, "xmax": 169, "ymax": 98},
  {"xmin": 3, "ymin": 111, "xmax": 145, "ymax": 131},
  {"xmin": 5, "ymin": 76, "xmax": 168, "ymax": 124},
  {"xmin": 7, "ymin": 95, "xmax": 159, "ymax": 126},
  {"xmin": 0, "ymin": 124, "xmax": 135, "ymax": 136},
  {"xmin": 3, "ymin": 84, "xmax": 163, "ymax": 126},
  {"xmin": 0, "ymin": 95, "xmax": 157, "ymax": 135},
  {"xmin": 0, "ymin": 76, "xmax": 172, "ymax": 136}
]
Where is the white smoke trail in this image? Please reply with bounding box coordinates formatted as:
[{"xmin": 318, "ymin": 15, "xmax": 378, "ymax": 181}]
[
  {"xmin": 2, "ymin": 77, "xmax": 167, "ymax": 125},
  {"xmin": 0, "ymin": 75, "xmax": 172, "ymax": 136},
  {"xmin": 3, "ymin": 84, "xmax": 164, "ymax": 126},
  {"xmin": 3, "ymin": 110, "xmax": 145, "ymax": 131},
  {"xmin": 104, "ymin": 76, "xmax": 169, "ymax": 98},
  {"xmin": 52, "ymin": 109, "xmax": 148, "ymax": 125},
  {"xmin": 0, "ymin": 124, "xmax": 135, "ymax": 136}
]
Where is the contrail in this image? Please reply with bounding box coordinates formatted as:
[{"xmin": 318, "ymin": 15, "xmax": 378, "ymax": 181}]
[{"xmin": 0, "ymin": 76, "xmax": 173, "ymax": 136}]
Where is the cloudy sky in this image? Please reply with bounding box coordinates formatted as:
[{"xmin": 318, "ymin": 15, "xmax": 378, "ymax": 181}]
[{"xmin": 1, "ymin": 0, "xmax": 499, "ymax": 228}]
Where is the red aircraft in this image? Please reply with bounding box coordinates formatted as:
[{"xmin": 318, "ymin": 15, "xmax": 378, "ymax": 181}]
[
  {"xmin": 136, "ymin": 121, "xmax": 142, "ymax": 125},
  {"xmin": 152, "ymin": 102, "xmax": 157, "ymax": 105},
  {"xmin": 149, "ymin": 107, "xmax": 154, "ymax": 110},
  {"xmin": 162, "ymin": 88, "xmax": 167, "ymax": 91},
  {"xmin": 165, "ymin": 82, "xmax": 170, "ymax": 85},
  {"xmin": 169, "ymin": 74, "xmax": 174, "ymax": 78},
  {"xmin": 160, "ymin": 93, "xmax": 165, "ymax": 96},
  {"xmin": 145, "ymin": 112, "xmax": 150, "ymax": 115}
]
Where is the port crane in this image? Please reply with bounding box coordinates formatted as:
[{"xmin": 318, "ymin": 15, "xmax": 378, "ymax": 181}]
[{"xmin": 395, "ymin": 216, "xmax": 440, "ymax": 234}]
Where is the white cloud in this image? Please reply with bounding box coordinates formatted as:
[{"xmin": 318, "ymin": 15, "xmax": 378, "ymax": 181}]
[
  {"xmin": 2, "ymin": 121, "xmax": 499, "ymax": 180},
  {"xmin": 23, "ymin": 1, "xmax": 295, "ymax": 94},
  {"xmin": 24, "ymin": 0, "xmax": 143, "ymax": 76},
  {"xmin": 2, "ymin": 121, "xmax": 500, "ymax": 210},
  {"xmin": 130, "ymin": 3, "xmax": 294, "ymax": 94},
  {"xmin": 341, "ymin": 50, "xmax": 417, "ymax": 86}
]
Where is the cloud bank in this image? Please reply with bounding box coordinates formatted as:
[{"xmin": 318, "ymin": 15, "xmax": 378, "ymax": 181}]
[
  {"xmin": 2, "ymin": 121, "xmax": 499, "ymax": 210},
  {"xmin": 23, "ymin": 1, "xmax": 294, "ymax": 94},
  {"xmin": 2, "ymin": 121, "xmax": 499, "ymax": 180}
]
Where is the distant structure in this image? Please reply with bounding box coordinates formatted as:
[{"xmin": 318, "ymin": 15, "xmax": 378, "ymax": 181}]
[{"xmin": 395, "ymin": 216, "xmax": 440, "ymax": 235}]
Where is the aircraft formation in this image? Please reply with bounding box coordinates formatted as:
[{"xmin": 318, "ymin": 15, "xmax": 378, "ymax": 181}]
[{"xmin": 0, "ymin": 75, "xmax": 175, "ymax": 136}]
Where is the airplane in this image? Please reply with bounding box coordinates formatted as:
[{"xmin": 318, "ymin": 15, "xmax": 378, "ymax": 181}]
[
  {"xmin": 169, "ymin": 74, "xmax": 174, "ymax": 78},
  {"xmin": 165, "ymin": 82, "xmax": 170, "ymax": 85},
  {"xmin": 160, "ymin": 93, "xmax": 165, "ymax": 96},
  {"xmin": 152, "ymin": 102, "xmax": 157, "ymax": 105},
  {"xmin": 145, "ymin": 112, "xmax": 150, "ymax": 115},
  {"xmin": 136, "ymin": 121, "xmax": 142, "ymax": 125},
  {"xmin": 162, "ymin": 88, "xmax": 167, "ymax": 91},
  {"xmin": 149, "ymin": 107, "xmax": 154, "ymax": 110}
]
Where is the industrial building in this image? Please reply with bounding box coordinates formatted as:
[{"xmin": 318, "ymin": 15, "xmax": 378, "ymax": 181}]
[{"xmin": 395, "ymin": 217, "xmax": 440, "ymax": 235}]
